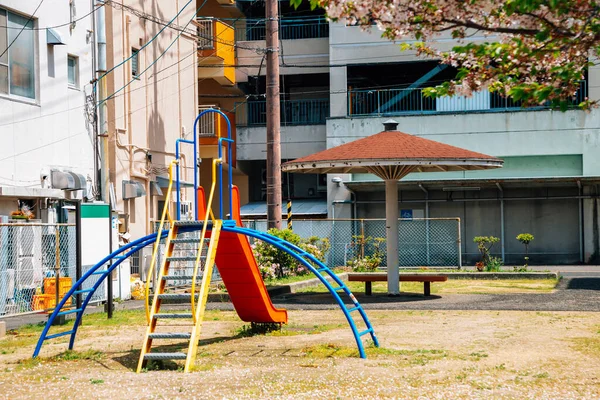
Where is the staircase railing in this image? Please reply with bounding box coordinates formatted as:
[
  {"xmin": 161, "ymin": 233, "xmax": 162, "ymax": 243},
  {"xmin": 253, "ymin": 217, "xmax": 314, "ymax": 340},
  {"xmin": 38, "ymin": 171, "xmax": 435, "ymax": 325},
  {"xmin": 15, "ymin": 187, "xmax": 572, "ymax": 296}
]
[
  {"xmin": 144, "ymin": 160, "xmax": 178, "ymax": 323},
  {"xmin": 190, "ymin": 157, "xmax": 221, "ymax": 321}
]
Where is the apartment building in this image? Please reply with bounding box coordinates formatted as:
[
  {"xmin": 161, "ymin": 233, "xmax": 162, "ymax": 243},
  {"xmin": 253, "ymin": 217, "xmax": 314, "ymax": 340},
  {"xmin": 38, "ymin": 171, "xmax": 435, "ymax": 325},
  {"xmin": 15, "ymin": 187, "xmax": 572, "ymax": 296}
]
[
  {"xmin": 103, "ymin": 1, "xmax": 198, "ymax": 239},
  {"xmin": 0, "ymin": 1, "xmax": 95, "ymax": 221},
  {"xmin": 226, "ymin": 4, "xmax": 600, "ymax": 265}
]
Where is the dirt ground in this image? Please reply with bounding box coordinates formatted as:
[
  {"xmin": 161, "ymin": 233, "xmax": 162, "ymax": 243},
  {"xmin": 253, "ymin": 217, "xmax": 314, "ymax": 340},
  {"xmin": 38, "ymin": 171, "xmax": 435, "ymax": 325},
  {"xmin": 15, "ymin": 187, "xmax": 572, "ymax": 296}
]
[{"xmin": 1, "ymin": 309, "xmax": 600, "ymax": 399}]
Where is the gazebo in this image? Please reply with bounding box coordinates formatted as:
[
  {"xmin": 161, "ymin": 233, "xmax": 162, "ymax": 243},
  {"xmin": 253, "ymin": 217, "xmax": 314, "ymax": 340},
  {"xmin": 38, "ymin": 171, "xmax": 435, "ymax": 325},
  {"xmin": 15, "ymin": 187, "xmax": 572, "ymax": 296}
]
[{"xmin": 282, "ymin": 120, "xmax": 503, "ymax": 295}]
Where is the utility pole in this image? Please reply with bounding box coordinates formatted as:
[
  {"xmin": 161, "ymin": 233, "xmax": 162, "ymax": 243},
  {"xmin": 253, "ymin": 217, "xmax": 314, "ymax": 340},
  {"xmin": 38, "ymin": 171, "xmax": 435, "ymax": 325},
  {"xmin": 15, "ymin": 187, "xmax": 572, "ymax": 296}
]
[{"xmin": 266, "ymin": 0, "xmax": 282, "ymax": 229}]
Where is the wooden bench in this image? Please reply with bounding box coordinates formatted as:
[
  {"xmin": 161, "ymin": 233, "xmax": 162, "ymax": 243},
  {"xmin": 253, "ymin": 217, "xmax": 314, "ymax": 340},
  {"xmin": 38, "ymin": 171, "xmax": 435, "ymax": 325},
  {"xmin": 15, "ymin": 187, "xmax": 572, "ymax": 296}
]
[{"xmin": 348, "ymin": 273, "xmax": 448, "ymax": 296}]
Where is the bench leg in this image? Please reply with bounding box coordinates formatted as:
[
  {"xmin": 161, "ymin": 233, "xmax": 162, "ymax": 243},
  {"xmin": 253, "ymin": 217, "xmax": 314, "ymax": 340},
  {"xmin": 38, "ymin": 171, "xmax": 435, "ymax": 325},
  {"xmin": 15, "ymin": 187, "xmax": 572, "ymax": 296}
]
[
  {"xmin": 424, "ymin": 282, "xmax": 431, "ymax": 296},
  {"xmin": 365, "ymin": 281, "xmax": 372, "ymax": 296}
]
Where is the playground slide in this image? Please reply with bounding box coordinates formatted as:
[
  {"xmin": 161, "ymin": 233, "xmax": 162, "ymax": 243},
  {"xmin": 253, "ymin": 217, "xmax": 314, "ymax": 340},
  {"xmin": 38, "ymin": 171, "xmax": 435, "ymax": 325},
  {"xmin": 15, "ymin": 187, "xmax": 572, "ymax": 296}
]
[{"xmin": 212, "ymin": 186, "xmax": 288, "ymax": 324}]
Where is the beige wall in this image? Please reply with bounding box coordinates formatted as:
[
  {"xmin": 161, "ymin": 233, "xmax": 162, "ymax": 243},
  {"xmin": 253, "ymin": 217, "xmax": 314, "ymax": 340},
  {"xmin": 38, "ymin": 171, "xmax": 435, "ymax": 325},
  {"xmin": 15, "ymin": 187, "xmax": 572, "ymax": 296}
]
[
  {"xmin": 105, "ymin": 1, "xmax": 198, "ymax": 239},
  {"xmin": 236, "ymin": 38, "xmax": 329, "ymax": 83}
]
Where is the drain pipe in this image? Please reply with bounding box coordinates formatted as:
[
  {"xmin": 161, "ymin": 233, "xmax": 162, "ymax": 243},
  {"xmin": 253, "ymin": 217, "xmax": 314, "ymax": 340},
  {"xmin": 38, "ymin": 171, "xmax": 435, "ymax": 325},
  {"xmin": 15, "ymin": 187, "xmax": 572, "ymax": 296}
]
[
  {"xmin": 96, "ymin": 0, "xmax": 108, "ymax": 202},
  {"xmin": 578, "ymin": 180, "xmax": 584, "ymax": 263},
  {"xmin": 419, "ymin": 184, "xmax": 430, "ymax": 266},
  {"xmin": 496, "ymin": 183, "xmax": 505, "ymax": 261}
]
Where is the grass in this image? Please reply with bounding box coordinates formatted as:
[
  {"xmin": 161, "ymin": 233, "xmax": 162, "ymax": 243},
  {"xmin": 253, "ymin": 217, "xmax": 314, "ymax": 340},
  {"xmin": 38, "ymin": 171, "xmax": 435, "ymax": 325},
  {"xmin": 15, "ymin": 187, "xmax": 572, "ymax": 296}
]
[
  {"xmin": 263, "ymin": 267, "xmax": 347, "ymax": 286},
  {"xmin": 300, "ymin": 343, "xmax": 449, "ymax": 365},
  {"xmin": 0, "ymin": 309, "xmax": 242, "ymax": 354},
  {"xmin": 297, "ymin": 279, "xmax": 559, "ymax": 295}
]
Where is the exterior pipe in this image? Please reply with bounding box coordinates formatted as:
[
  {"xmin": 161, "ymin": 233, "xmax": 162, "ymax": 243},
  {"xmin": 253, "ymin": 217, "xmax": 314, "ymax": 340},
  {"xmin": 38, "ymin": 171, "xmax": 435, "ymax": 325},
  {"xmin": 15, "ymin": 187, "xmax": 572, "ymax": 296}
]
[
  {"xmin": 385, "ymin": 179, "xmax": 400, "ymax": 295},
  {"xmin": 496, "ymin": 183, "xmax": 505, "ymax": 261},
  {"xmin": 334, "ymin": 195, "xmax": 597, "ymax": 204},
  {"xmin": 419, "ymin": 184, "xmax": 430, "ymax": 266},
  {"xmin": 578, "ymin": 180, "xmax": 584, "ymax": 263},
  {"xmin": 96, "ymin": 1, "xmax": 108, "ymax": 202}
]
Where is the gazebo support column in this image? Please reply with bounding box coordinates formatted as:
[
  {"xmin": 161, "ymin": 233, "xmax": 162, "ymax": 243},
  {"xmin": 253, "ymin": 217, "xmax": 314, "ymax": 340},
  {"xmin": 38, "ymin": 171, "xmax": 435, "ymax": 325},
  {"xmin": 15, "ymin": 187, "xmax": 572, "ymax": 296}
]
[{"xmin": 385, "ymin": 179, "xmax": 400, "ymax": 295}]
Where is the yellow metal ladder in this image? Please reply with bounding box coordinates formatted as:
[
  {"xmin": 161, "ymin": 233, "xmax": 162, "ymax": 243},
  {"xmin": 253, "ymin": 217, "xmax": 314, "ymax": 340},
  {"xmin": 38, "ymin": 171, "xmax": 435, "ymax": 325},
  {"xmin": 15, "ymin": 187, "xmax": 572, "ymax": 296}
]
[{"xmin": 136, "ymin": 220, "xmax": 222, "ymax": 373}]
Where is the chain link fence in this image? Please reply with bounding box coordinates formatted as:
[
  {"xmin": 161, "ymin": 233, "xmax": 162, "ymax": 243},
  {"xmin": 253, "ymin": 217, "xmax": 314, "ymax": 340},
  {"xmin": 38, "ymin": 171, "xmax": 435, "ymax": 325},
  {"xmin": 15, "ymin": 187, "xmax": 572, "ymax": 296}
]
[
  {"xmin": 243, "ymin": 218, "xmax": 461, "ymax": 269},
  {"xmin": 0, "ymin": 223, "xmax": 76, "ymax": 317}
]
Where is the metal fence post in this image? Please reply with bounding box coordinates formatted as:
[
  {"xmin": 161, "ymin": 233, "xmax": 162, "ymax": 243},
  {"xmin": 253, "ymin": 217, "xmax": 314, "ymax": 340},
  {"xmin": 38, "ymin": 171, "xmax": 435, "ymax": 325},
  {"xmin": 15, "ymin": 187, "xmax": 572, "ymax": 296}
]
[
  {"xmin": 457, "ymin": 218, "xmax": 462, "ymax": 269},
  {"xmin": 75, "ymin": 201, "xmax": 82, "ymax": 320},
  {"xmin": 54, "ymin": 227, "xmax": 60, "ymax": 318}
]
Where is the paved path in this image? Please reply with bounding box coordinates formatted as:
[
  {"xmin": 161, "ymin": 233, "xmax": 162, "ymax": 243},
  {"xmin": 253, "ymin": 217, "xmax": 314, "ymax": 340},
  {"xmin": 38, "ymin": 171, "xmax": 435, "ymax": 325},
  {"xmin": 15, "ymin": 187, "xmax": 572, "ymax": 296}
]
[
  {"xmin": 271, "ymin": 276, "xmax": 600, "ymax": 312},
  {"xmin": 3, "ymin": 268, "xmax": 600, "ymax": 331}
]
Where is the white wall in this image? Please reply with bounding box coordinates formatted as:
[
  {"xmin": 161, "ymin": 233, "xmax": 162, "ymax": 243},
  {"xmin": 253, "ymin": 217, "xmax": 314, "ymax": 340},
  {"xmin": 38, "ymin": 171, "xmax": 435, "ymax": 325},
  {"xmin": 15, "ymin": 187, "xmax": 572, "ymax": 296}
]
[{"xmin": 0, "ymin": 1, "xmax": 95, "ymax": 188}]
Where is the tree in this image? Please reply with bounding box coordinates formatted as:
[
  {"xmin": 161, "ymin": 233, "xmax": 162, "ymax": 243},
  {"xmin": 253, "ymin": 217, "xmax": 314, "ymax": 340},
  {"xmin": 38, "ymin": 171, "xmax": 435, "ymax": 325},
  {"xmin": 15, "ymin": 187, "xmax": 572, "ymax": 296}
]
[{"xmin": 299, "ymin": 0, "xmax": 600, "ymax": 110}]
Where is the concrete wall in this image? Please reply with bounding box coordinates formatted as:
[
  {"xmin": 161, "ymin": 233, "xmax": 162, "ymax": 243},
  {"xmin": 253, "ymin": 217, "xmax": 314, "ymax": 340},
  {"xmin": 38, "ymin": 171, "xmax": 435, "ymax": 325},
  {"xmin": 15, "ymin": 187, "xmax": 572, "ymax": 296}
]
[
  {"xmin": 237, "ymin": 124, "xmax": 326, "ymax": 160},
  {"xmin": 355, "ymin": 186, "xmax": 582, "ymax": 265},
  {"xmin": 326, "ymin": 110, "xmax": 600, "ymax": 176},
  {"xmin": 0, "ymin": 0, "xmax": 94, "ymax": 189},
  {"xmin": 105, "ymin": 1, "xmax": 198, "ymax": 239},
  {"xmin": 236, "ymin": 38, "xmax": 329, "ymax": 83}
]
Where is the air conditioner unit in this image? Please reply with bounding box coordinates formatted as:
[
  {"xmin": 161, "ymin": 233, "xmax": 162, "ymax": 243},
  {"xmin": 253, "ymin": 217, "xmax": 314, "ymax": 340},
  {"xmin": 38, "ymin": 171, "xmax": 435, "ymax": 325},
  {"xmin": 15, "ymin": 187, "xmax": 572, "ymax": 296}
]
[{"xmin": 180, "ymin": 201, "xmax": 192, "ymax": 220}]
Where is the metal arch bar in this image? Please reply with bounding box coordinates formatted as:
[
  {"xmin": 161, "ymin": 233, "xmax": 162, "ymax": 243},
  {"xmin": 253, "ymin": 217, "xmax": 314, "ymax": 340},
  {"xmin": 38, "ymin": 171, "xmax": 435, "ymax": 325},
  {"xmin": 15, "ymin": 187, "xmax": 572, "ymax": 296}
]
[
  {"xmin": 175, "ymin": 138, "xmax": 194, "ymax": 221},
  {"xmin": 192, "ymin": 109, "xmax": 233, "ymax": 221},
  {"xmin": 34, "ymin": 225, "xmax": 378, "ymax": 360},
  {"xmin": 222, "ymin": 225, "xmax": 379, "ymax": 358},
  {"xmin": 67, "ymin": 235, "xmax": 165, "ymax": 351},
  {"xmin": 33, "ymin": 231, "xmax": 170, "ymax": 358},
  {"xmin": 218, "ymin": 137, "xmax": 234, "ymax": 219}
]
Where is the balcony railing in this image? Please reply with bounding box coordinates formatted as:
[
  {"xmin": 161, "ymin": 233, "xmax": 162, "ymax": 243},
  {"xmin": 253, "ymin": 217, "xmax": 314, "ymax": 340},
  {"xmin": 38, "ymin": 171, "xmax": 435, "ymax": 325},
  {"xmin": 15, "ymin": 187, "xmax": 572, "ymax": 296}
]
[
  {"xmin": 348, "ymin": 81, "xmax": 588, "ymax": 116},
  {"xmin": 233, "ymin": 16, "xmax": 329, "ymax": 42},
  {"xmin": 236, "ymin": 99, "xmax": 330, "ymax": 126}
]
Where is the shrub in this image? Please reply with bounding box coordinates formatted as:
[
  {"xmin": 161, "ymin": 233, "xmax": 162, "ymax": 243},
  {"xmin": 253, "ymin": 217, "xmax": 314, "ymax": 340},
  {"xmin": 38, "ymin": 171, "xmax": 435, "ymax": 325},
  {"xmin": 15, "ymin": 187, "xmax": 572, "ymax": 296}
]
[
  {"xmin": 346, "ymin": 235, "xmax": 386, "ymax": 272},
  {"xmin": 252, "ymin": 229, "xmax": 330, "ymax": 280},
  {"xmin": 485, "ymin": 256, "xmax": 504, "ymax": 272},
  {"xmin": 473, "ymin": 236, "xmax": 500, "ymax": 264}
]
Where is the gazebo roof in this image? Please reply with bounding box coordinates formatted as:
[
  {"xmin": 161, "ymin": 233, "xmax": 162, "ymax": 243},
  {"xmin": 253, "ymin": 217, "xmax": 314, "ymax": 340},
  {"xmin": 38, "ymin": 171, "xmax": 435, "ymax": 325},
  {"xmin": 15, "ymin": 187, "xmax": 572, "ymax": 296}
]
[{"xmin": 282, "ymin": 128, "xmax": 503, "ymax": 179}]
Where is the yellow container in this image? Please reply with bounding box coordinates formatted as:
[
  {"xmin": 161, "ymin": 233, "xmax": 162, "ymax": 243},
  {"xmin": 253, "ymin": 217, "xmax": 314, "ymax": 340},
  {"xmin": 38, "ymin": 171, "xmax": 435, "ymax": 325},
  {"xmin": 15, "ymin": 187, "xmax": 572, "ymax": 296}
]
[
  {"xmin": 43, "ymin": 277, "xmax": 72, "ymax": 296},
  {"xmin": 32, "ymin": 294, "xmax": 52, "ymax": 311},
  {"xmin": 32, "ymin": 294, "xmax": 71, "ymax": 312}
]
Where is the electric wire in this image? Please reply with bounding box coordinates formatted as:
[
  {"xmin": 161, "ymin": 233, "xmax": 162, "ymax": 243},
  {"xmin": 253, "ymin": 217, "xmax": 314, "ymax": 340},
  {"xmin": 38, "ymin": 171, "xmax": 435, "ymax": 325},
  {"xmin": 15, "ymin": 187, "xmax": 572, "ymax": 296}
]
[
  {"xmin": 99, "ymin": 0, "xmax": 208, "ymax": 105},
  {"xmin": 96, "ymin": 0, "xmax": 194, "ymax": 84},
  {"xmin": 0, "ymin": 3, "xmax": 103, "ymax": 30},
  {"xmin": 0, "ymin": 0, "xmax": 45, "ymax": 59}
]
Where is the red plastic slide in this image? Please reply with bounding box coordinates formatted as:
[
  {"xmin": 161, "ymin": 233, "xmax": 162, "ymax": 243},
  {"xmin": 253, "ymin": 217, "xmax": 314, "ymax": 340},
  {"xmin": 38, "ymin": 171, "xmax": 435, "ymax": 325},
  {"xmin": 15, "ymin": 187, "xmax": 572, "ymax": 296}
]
[{"xmin": 207, "ymin": 186, "xmax": 288, "ymax": 324}]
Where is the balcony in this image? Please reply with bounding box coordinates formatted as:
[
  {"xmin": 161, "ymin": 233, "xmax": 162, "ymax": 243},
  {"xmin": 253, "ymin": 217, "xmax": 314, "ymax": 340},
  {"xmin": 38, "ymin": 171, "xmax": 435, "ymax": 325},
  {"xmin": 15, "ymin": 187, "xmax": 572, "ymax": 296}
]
[
  {"xmin": 348, "ymin": 81, "xmax": 588, "ymax": 117},
  {"xmin": 236, "ymin": 99, "xmax": 330, "ymax": 126},
  {"xmin": 233, "ymin": 16, "xmax": 329, "ymax": 41},
  {"xmin": 196, "ymin": 18, "xmax": 235, "ymax": 85}
]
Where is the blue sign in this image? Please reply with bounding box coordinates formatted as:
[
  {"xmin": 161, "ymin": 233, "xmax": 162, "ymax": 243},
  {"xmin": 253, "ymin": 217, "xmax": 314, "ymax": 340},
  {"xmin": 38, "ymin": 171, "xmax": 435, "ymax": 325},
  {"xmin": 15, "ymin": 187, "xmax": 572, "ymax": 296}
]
[{"xmin": 401, "ymin": 209, "xmax": 413, "ymax": 219}]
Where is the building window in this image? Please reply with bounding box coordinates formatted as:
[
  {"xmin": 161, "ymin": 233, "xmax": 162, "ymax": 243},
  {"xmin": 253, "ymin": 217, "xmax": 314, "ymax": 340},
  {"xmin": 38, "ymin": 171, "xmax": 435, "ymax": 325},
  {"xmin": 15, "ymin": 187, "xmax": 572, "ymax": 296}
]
[
  {"xmin": 0, "ymin": 8, "xmax": 35, "ymax": 99},
  {"xmin": 67, "ymin": 55, "xmax": 78, "ymax": 88},
  {"xmin": 131, "ymin": 48, "xmax": 139, "ymax": 78}
]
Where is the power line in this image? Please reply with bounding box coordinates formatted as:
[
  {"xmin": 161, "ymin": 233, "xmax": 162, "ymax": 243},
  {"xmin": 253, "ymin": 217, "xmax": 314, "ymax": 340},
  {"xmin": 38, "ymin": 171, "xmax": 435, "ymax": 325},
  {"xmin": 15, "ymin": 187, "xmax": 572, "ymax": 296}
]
[
  {"xmin": 96, "ymin": 0, "xmax": 195, "ymax": 84},
  {"xmin": 99, "ymin": 0, "xmax": 209, "ymax": 105},
  {"xmin": 0, "ymin": 4, "xmax": 103, "ymax": 30},
  {"xmin": 0, "ymin": 0, "xmax": 44, "ymax": 59}
]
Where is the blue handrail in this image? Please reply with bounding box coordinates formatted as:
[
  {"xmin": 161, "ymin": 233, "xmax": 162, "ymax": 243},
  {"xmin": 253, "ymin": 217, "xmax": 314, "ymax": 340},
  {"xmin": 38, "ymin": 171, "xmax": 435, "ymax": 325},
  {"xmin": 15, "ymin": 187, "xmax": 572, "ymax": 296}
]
[
  {"xmin": 348, "ymin": 81, "xmax": 588, "ymax": 117},
  {"xmin": 177, "ymin": 109, "xmax": 234, "ymax": 221},
  {"xmin": 238, "ymin": 98, "xmax": 329, "ymax": 127},
  {"xmin": 233, "ymin": 16, "xmax": 329, "ymax": 41},
  {"xmin": 224, "ymin": 225, "xmax": 379, "ymax": 358},
  {"xmin": 33, "ymin": 231, "xmax": 170, "ymax": 358}
]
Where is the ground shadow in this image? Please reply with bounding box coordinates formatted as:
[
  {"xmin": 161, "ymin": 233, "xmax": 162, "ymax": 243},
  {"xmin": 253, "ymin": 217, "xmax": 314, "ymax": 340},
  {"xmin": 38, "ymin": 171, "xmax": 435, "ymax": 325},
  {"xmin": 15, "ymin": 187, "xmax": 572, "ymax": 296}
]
[
  {"xmin": 273, "ymin": 291, "xmax": 442, "ymax": 305},
  {"xmin": 111, "ymin": 334, "xmax": 258, "ymax": 371},
  {"xmin": 566, "ymin": 278, "xmax": 600, "ymax": 291}
]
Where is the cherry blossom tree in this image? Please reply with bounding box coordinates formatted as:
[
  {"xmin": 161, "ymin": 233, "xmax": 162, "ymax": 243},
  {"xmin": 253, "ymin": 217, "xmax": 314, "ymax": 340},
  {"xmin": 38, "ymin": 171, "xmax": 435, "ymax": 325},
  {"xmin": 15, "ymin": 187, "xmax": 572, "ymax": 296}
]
[{"xmin": 296, "ymin": 0, "xmax": 600, "ymax": 109}]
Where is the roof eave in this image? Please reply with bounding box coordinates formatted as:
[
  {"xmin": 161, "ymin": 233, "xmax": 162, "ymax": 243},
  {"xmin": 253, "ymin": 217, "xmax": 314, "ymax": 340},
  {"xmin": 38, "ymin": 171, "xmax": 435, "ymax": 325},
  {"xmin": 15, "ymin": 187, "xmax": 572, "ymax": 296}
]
[{"xmin": 282, "ymin": 158, "xmax": 504, "ymax": 174}]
